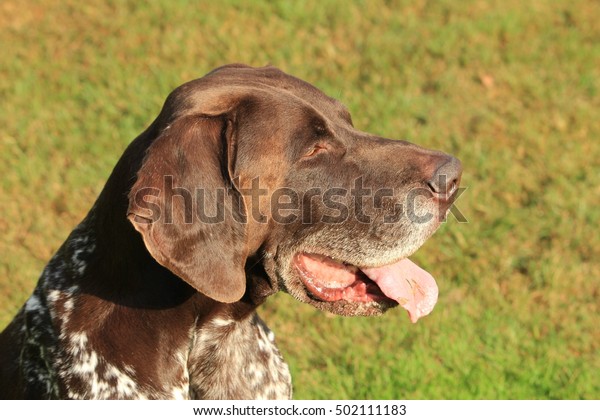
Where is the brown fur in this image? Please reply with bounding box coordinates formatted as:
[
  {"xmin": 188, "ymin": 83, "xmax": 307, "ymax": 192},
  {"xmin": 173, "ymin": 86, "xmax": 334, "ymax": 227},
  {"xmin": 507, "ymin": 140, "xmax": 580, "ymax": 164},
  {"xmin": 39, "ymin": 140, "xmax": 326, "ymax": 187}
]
[{"xmin": 0, "ymin": 64, "xmax": 460, "ymax": 399}]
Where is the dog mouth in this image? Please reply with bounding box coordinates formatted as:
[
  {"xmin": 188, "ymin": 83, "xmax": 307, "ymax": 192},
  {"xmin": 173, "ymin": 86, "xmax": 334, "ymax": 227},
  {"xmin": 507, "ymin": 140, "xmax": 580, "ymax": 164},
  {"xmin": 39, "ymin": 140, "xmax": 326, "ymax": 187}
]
[{"xmin": 293, "ymin": 252, "xmax": 438, "ymax": 323}]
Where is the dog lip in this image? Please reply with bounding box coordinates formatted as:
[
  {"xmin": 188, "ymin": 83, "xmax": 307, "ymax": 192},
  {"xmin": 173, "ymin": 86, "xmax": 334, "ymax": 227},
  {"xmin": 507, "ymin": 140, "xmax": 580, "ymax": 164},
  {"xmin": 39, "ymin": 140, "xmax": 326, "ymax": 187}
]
[
  {"xmin": 293, "ymin": 251, "xmax": 439, "ymax": 323},
  {"xmin": 296, "ymin": 250, "xmax": 413, "ymax": 272},
  {"xmin": 292, "ymin": 252, "xmax": 397, "ymax": 304}
]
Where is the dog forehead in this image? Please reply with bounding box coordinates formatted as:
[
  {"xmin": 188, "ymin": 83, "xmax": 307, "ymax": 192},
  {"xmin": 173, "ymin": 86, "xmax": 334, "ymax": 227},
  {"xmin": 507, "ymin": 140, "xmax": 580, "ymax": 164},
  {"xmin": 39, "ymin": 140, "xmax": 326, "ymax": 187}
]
[
  {"xmin": 205, "ymin": 64, "xmax": 328, "ymax": 99},
  {"xmin": 220, "ymin": 65, "xmax": 350, "ymax": 118},
  {"xmin": 174, "ymin": 65, "xmax": 352, "ymax": 124}
]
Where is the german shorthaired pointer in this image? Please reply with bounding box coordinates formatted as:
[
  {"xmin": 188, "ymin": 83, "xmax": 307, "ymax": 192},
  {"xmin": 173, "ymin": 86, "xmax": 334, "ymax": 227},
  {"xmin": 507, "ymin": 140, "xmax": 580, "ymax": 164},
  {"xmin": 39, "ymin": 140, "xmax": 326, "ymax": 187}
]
[{"xmin": 0, "ymin": 64, "xmax": 462, "ymax": 399}]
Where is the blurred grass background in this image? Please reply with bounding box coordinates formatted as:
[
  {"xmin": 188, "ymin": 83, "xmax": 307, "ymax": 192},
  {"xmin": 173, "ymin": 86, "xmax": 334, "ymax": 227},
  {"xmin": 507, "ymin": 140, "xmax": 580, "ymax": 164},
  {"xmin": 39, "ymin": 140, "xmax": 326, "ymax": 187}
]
[{"xmin": 1, "ymin": 0, "xmax": 598, "ymax": 399}]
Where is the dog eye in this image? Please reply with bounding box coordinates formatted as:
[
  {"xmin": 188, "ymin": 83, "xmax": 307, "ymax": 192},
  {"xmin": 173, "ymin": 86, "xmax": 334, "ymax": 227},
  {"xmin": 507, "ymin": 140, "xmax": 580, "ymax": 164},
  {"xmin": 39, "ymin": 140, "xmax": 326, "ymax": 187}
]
[{"xmin": 304, "ymin": 144, "xmax": 328, "ymax": 158}]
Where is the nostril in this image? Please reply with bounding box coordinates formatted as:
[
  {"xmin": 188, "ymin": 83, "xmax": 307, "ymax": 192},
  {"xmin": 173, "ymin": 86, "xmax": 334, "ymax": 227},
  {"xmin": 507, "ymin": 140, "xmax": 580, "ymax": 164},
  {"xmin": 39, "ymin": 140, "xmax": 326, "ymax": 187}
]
[
  {"xmin": 427, "ymin": 156, "xmax": 462, "ymax": 198},
  {"xmin": 427, "ymin": 177, "xmax": 455, "ymax": 194},
  {"xmin": 427, "ymin": 180, "xmax": 440, "ymax": 194},
  {"xmin": 447, "ymin": 178, "xmax": 458, "ymax": 194}
]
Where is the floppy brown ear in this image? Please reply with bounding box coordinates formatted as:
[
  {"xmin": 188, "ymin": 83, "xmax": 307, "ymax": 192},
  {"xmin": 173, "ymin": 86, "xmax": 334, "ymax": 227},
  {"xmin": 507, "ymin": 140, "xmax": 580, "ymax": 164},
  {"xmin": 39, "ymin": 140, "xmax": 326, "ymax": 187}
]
[{"xmin": 127, "ymin": 114, "xmax": 247, "ymax": 303}]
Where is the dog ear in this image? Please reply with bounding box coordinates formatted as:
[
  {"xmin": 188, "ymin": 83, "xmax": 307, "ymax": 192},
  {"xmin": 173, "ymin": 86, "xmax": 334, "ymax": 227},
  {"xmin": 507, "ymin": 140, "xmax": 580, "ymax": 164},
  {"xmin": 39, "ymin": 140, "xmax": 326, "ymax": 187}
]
[{"xmin": 127, "ymin": 114, "xmax": 247, "ymax": 303}]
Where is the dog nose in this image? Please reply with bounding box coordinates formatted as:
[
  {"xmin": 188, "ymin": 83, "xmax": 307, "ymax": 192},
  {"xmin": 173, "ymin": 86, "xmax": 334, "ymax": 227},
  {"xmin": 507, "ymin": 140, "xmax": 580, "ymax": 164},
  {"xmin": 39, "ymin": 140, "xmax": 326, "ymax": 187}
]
[{"xmin": 427, "ymin": 155, "xmax": 462, "ymax": 199}]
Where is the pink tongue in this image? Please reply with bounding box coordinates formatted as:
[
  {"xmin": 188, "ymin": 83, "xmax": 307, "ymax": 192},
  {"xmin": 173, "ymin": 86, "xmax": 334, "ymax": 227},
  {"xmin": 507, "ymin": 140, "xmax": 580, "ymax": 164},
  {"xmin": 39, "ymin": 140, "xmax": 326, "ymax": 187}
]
[{"xmin": 361, "ymin": 259, "xmax": 438, "ymax": 323}]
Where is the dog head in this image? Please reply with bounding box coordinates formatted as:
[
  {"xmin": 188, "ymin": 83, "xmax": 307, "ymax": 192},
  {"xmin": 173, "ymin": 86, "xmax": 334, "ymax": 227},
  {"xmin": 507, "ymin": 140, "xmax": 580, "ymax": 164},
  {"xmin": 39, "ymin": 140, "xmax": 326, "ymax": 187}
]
[{"xmin": 126, "ymin": 64, "xmax": 462, "ymax": 320}]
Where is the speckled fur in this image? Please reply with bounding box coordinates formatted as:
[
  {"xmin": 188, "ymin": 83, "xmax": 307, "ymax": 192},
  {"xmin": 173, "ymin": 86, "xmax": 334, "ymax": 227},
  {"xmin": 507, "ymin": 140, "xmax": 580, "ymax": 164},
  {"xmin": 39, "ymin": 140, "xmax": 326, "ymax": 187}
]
[
  {"xmin": 189, "ymin": 314, "xmax": 292, "ymax": 399},
  {"xmin": 3, "ymin": 218, "xmax": 291, "ymax": 399}
]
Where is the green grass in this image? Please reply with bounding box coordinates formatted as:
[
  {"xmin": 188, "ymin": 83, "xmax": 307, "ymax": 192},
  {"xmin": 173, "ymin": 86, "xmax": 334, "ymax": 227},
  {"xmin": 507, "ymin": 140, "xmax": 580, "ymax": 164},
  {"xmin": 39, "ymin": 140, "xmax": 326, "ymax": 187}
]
[{"xmin": 1, "ymin": 0, "xmax": 598, "ymax": 399}]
